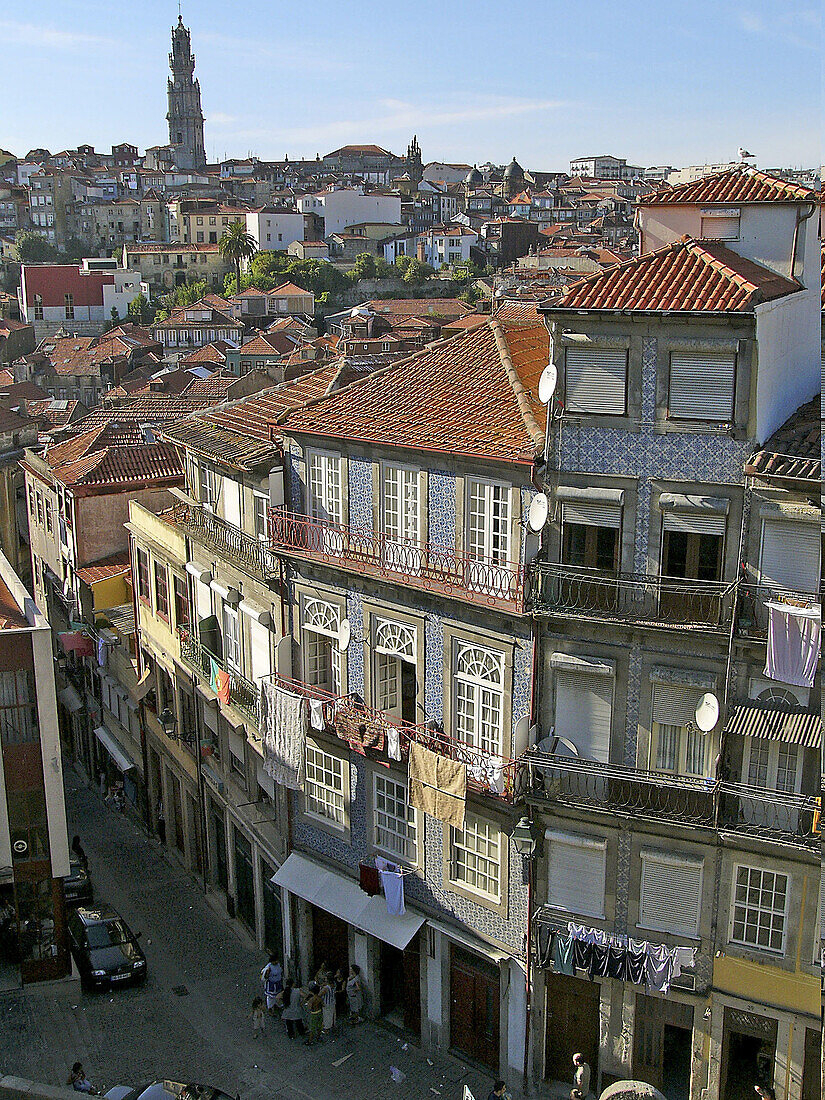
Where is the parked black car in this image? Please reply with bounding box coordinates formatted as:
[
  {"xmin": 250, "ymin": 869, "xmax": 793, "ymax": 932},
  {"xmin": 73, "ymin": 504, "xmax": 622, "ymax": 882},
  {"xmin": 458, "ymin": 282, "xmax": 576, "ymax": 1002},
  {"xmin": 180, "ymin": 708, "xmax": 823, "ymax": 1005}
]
[
  {"xmin": 67, "ymin": 905, "xmax": 147, "ymax": 990},
  {"xmin": 64, "ymin": 856, "xmax": 94, "ymax": 906}
]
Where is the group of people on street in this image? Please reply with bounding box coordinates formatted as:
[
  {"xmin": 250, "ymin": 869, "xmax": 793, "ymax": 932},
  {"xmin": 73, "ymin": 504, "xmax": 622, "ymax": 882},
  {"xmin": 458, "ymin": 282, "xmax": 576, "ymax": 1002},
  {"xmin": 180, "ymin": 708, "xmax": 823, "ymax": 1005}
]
[{"xmin": 254, "ymin": 955, "xmax": 365, "ymax": 1046}]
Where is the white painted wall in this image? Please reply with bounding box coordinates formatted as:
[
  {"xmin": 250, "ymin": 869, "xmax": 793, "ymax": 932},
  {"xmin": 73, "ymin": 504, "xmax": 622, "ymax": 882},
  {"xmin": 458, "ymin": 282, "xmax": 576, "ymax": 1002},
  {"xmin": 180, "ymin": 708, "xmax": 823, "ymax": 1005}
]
[
  {"xmin": 246, "ymin": 210, "xmax": 305, "ymax": 252},
  {"xmin": 754, "ymin": 289, "xmax": 820, "ymax": 444},
  {"xmin": 507, "ymin": 958, "xmax": 527, "ymax": 1075},
  {"xmin": 298, "ymin": 189, "xmax": 402, "ymax": 238}
]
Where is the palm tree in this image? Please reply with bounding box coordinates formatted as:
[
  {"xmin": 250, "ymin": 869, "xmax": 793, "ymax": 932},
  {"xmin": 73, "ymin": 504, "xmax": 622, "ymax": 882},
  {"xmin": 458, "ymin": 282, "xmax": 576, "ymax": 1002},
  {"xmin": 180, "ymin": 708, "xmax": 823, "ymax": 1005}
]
[{"xmin": 218, "ymin": 220, "xmax": 256, "ymax": 295}]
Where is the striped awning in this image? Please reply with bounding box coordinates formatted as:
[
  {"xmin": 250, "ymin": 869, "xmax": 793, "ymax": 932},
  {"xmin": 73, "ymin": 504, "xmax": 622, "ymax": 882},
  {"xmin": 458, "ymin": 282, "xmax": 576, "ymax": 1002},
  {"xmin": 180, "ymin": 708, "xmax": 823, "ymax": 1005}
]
[{"xmin": 725, "ymin": 702, "xmax": 821, "ymax": 749}]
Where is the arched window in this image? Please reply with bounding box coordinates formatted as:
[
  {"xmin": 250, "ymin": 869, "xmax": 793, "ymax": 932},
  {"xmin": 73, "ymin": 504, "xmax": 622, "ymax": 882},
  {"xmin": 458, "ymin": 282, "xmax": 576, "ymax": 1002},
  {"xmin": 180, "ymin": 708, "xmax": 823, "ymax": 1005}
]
[
  {"xmin": 374, "ymin": 618, "xmax": 416, "ymax": 661},
  {"xmin": 454, "ymin": 643, "xmax": 505, "ymax": 756}
]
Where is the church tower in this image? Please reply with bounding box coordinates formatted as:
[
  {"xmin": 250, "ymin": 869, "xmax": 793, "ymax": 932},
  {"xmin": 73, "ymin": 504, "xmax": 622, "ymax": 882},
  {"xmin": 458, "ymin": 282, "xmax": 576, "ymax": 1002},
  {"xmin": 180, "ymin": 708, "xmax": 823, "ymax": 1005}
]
[
  {"xmin": 167, "ymin": 15, "xmax": 206, "ymax": 169},
  {"xmin": 405, "ymin": 135, "xmax": 423, "ymax": 186}
]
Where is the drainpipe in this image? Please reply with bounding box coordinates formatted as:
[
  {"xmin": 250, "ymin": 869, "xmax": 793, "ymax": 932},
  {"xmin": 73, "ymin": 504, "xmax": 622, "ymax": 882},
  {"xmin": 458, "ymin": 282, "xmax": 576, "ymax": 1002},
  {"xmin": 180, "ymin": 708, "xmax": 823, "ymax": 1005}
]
[
  {"xmin": 789, "ymin": 202, "xmax": 816, "ymax": 283},
  {"xmin": 522, "ymin": 850, "xmax": 534, "ymax": 1096}
]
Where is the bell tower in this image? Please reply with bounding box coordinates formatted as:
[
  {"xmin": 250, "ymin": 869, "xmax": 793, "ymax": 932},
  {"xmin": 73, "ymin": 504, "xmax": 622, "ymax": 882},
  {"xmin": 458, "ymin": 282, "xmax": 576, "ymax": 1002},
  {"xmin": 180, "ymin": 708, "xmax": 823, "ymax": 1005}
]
[{"xmin": 166, "ymin": 15, "xmax": 206, "ymax": 169}]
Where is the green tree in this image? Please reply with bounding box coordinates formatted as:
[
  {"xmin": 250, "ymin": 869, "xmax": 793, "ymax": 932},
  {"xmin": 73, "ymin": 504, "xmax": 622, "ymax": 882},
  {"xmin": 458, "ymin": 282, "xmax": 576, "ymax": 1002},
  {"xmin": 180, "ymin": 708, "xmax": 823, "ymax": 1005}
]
[
  {"xmin": 15, "ymin": 230, "xmax": 58, "ymax": 263},
  {"xmin": 127, "ymin": 293, "xmax": 154, "ymax": 325},
  {"xmin": 349, "ymin": 252, "xmax": 377, "ymax": 281},
  {"xmin": 373, "ymin": 256, "xmax": 393, "ymax": 278},
  {"xmin": 402, "ymin": 257, "xmax": 433, "ymax": 285},
  {"xmin": 218, "ymin": 221, "xmax": 256, "ymax": 298}
]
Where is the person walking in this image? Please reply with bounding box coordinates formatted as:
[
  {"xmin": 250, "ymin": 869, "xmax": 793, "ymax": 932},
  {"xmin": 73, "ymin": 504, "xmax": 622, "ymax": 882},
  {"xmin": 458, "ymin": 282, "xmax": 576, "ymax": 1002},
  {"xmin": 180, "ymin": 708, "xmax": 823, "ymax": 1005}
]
[
  {"xmin": 303, "ymin": 981, "xmax": 324, "ymax": 1045},
  {"xmin": 487, "ymin": 1081, "xmax": 510, "ymax": 1100},
  {"xmin": 261, "ymin": 954, "xmax": 283, "ymax": 1013},
  {"xmin": 334, "ymin": 966, "xmax": 348, "ymax": 1023},
  {"xmin": 573, "ymin": 1053, "xmax": 591, "ymax": 1097},
  {"xmin": 71, "ymin": 836, "xmax": 87, "ymax": 866},
  {"xmin": 280, "ymin": 978, "xmax": 306, "ymax": 1039},
  {"xmin": 67, "ymin": 1064, "xmax": 97, "ymax": 1095},
  {"xmin": 251, "ymin": 996, "xmax": 266, "ymax": 1038},
  {"xmin": 321, "ymin": 970, "xmax": 336, "ymax": 1035},
  {"xmin": 346, "ymin": 963, "xmax": 363, "ymax": 1024}
]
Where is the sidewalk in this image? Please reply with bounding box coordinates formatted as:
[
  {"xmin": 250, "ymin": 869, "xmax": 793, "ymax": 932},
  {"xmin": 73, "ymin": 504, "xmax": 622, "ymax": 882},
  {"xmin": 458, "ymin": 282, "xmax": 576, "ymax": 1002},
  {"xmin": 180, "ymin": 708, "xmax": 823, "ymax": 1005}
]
[{"xmin": 0, "ymin": 770, "xmax": 507, "ymax": 1100}]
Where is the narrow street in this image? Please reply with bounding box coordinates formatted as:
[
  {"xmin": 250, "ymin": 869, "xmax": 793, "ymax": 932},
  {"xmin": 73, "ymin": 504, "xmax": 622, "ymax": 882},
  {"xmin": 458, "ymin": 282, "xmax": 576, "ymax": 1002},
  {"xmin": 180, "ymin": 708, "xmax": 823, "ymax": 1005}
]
[{"xmin": 0, "ymin": 770, "xmax": 496, "ymax": 1100}]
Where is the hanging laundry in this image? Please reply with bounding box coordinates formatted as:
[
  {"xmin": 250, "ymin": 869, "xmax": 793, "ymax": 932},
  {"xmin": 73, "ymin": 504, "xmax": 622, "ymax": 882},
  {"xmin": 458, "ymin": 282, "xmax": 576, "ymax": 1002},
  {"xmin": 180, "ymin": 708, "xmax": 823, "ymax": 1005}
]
[
  {"xmin": 386, "ymin": 726, "xmax": 402, "ymax": 762},
  {"xmin": 589, "ymin": 943, "xmax": 611, "ymax": 978},
  {"xmin": 606, "ymin": 944, "xmax": 627, "ymax": 980},
  {"xmin": 764, "ymin": 601, "xmax": 821, "ymax": 688},
  {"xmin": 672, "ymin": 946, "xmax": 696, "ymax": 978},
  {"xmin": 551, "ymin": 933, "xmax": 575, "ymax": 976},
  {"xmin": 645, "ymin": 943, "xmax": 674, "ymax": 993},
  {"xmin": 260, "ymin": 680, "xmax": 307, "ymax": 790},
  {"xmin": 309, "ymin": 699, "xmax": 326, "ymax": 732},
  {"xmin": 572, "ymin": 938, "xmax": 593, "ymax": 974},
  {"xmin": 375, "ymin": 856, "xmax": 405, "ymax": 916},
  {"xmin": 534, "ymin": 924, "xmax": 553, "ymax": 968},
  {"xmin": 97, "ymin": 637, "xmax": 108, "ymax": 668},
  {"xmin": 215, "ymin": 669, "xmax": 231, "ymax": 706},
  {"xmin": 358, "ymin": 862, "xmax": 381, "ymax": 896},
  {"xmin": 408, "ymin": 742, "xmax": 466, "ymax": 829},
  {"xmin": 625, "ymin": 942, "xmax": 647, "ymax": 985}
]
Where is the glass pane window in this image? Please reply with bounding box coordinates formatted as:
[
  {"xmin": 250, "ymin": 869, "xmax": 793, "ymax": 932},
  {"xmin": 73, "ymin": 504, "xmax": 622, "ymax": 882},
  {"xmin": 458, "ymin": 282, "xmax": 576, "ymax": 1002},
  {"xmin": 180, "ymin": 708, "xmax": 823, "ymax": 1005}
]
[
  {"xmin": 304, "ymin": 630, "xmax": 341, "ymax": 694},
  {"xmin": 382, "ymin": 465, "xmax": 419, "ymax": 543},
  {"xmin": 222, "ymin": 605, "xmax": 241, "ymax": 672},
  {"xmin": 253, "ymin": 493, "xmax": 268, "ymax": 541},
  {"xmin": 307, "ymin": 452, "xmax": 343, "ymax": 525},
  {"xmin": 731, "ymin": 865, "xmax": 788, "ymax": 953},
  {"xmin": 304, "ymin": 744, "xmax": 345, "ymax": 825},
  {"xmin": 136, "ymin": 549, "xmax": 150, "ymax": 601},
  {"xmin": 746, "ymin": 740, "xmax": 770, "ymax": 787},
  {"xmin": 467, "ymin": 480, "xmax": 510, "ymax": 564},
  {"xmin": 450, "ymin": 815, "xmax": 500, "ymax": 900},
  {"xmin": 0, "ymin": 670, "xmax": 37, "ymax": 745},
  {"xmin": 154, "ymin": 563, "xmax": 170, "ymax": 621},
  {"xmin": 454, "ymin": 643, "xmax": 505, "ymax": 756},
  {"xmin": 775, "ymin": 744, "xmax": 798, "ymax": 794},
  {"xmin": 655, "ymin": 723, "xmax": 679, "ymax": 771},
  {"xmin": 373, "ymin": 774, "xmax": 417, "ymax": 864},
  {"xmin": 376, "ymin": 650, "xmax": 400, "ymax": 712}
]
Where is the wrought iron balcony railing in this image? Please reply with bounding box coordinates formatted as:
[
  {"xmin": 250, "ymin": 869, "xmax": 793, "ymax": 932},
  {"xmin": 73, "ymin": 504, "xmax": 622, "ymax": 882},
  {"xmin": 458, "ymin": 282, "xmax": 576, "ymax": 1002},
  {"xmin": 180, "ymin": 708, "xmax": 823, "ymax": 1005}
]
[
  {"xmin": 173, "ymin": 503, "xmax": 278, "ymax": 581},
  {"xmin": 177, "ymin": 625, "xmax": 259, "ymax": 727},
  {"xmin": 531, "ymin": 562, "xmax": 736, "ymax": 630},
  {"xmin": 268, "ymin": 508, "xmax": 527, "ymax": 612},
  {"xmin": 270, "ymin": 672, "xmax": 524, "ymax": 802},
  {"xmin": 736, "ymin": 584, "xmax": 821, "ymax": 638},
  {"xmin": 525, "ymin": 748, "xmax": 820, "ymax": 850}
]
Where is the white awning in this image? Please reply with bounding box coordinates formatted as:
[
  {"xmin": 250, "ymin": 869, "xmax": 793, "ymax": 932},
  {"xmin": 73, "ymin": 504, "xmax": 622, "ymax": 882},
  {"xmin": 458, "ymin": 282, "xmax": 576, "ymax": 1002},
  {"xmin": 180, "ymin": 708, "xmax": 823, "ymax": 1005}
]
[
  {"xmin": 58, "ymin": 685, "xmax": 83, "ymax": 714},
  {"xmin": 272, "ymin": 853, "xmax": 425, "ymax": 951},
  {"xmin": 426, "ymin": 917, "xmax": 509, "ymax": 963},
  {"xmin": 94, "ymin": 725, "xmax": 136, "ymax": 773}
]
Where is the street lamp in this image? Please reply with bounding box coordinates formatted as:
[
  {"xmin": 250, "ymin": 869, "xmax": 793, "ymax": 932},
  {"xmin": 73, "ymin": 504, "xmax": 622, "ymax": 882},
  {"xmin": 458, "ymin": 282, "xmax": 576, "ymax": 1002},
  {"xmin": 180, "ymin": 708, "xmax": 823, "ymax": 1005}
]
[
  {"xmin": 512, "ymin": 815, "xmax": 538, "ymax": 858},
  {"xmin": 511, "ymin": 813, "xmax": 542, "ymax": 1096},
  {"xmin": 159, "ymin": 706, "xmax": 176, "ymax": 738}
]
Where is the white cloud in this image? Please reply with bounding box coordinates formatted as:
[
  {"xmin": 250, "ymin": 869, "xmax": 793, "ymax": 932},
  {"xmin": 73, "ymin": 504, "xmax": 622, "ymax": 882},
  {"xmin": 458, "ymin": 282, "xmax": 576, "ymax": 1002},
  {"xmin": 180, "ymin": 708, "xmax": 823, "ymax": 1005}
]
[
  {"xmin": 0, "ymin": 19, "xmax": 113, "ymax": 49},
  {"xmin": 736, "ymin": 6, "xmax": 820, "ymax": 50}
]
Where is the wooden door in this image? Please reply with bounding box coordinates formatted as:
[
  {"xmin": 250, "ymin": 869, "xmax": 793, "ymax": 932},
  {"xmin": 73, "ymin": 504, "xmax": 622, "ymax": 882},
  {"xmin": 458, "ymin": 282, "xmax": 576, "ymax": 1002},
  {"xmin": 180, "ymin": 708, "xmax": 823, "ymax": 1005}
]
[
  {"xmin": 311, "ymin": 905, "xmax": 348, "ymax": 976},
  {"xmin": 801, "ymin": 1027, "xmax": 821, "ymax": 1100},
  {"xmin": 544, "ymin": 971, "xmax": 600, "ymax": 1084},
  {"xmin": 403, "ymin": 934, "xmax": 421, "ymax": 1035},
  {"xmin": 633, "ymin": 993, "xmax": 693, "ymax": 1098},
  {"xmin": 170, "ymin": 774, "xmax": 184, "ymax": 853},
  {"xmin": 449, "ymin": 946, "xmax": 500, "ymax": 1072}
]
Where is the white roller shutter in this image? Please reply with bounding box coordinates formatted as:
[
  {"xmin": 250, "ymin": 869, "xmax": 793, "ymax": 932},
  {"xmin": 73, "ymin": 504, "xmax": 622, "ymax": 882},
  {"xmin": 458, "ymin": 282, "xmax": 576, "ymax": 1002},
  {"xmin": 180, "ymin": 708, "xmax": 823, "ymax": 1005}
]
[
  {"xmin": 562, "ymin": 501, "xmax": 622, "ymax": 528},
  {"xmin": 651, "ymin": 683, "xmax": 703, "ymax": 726},
  {"xmin": 640, "ymin": 852, "xmax": 703, "ymax": 938},
  {"xmin": 760, "ymin": 519, "xmax": 820, "ymax": 593},
  {"xmin": 223, "ymin": 479, "xmax": 241, "ymax": 529},
  {"xmin": 565, "ymin": 347, "xmax": 627, "ymax": 415},
  {"xmin": 668, "ymin": 351, "xmax": 736, "ymax": 421},
  {"xmin": 546, "ymin": 833, "xmax": 606, "ymax": 918},
  {"xmin": 195, "ymin": 579, "xmax": 212, "ymax": 622},
  {"xmin": 249, "ymin": 618, "xmax": 272, "ymax": 683},
  {"xmin": 662, "ymin": 510, "xmax": 727, "ymax": 536},
  {"xmin": 554, "ymin": 671, "xmax": 613, "ymax": 762}
]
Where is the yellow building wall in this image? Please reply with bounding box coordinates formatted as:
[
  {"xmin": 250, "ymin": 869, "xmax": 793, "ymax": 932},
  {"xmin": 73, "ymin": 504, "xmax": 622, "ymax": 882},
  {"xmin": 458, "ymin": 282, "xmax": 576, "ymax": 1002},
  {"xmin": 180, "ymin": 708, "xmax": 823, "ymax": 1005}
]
[
  {"xmin": 712, "ymin": 954, "xmax": 819, "ymax": 1016},
  {"xmin": 91, "ymin": 571, "xmax": 130, "ymax": 612}
]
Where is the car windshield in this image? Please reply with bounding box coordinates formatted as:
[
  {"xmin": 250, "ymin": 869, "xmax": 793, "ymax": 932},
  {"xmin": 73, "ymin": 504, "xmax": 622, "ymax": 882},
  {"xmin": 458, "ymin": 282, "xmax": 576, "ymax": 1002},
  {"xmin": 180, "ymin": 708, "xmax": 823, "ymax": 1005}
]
[{"xmin": 86, "ymin": 919, "xmax": 130, "ymax": 949}]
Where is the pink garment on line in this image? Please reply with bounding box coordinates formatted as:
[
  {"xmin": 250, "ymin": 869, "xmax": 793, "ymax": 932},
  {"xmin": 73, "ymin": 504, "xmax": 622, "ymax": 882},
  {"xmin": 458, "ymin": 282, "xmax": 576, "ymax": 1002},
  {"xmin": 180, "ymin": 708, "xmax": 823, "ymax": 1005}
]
[{"xmin": 764, "ymin": 602, "xmax": 821, "ymax": 688}]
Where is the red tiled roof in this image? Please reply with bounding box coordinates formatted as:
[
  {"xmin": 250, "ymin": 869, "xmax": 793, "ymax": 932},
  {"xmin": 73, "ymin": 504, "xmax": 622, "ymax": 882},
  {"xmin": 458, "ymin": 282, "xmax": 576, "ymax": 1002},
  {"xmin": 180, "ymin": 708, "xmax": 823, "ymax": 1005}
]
[
  {"xmin": 54, "ymin": 443, "xmax": 183, "ymax": 488},
  {"xmin": 240, "ymin": 333, "xmax": 287, "ymax": 355},
  {"xmin": 0, "ymin": 369, "xmax": 13, "ymax": 386},
  {"xmin": 271, "ymin": 281, "xmax": 312, "ymax": 297},
  {"xmin": 364, "ymin": 298, "xmax": 472, "ymax": 320},
  {"xmin": 0, "ymin": 575, "xmax": 28, "ymax": 631},
  {"xmin": 22, "ymin": 264, "xmax": 114, "ymax": 307},
  {"xmin": 548, "ymin": 239, "xmax": 799, "ymax": 313},
  {"xmin": 642, "ymin": 168, "xmax": 816, "ymax": 206},
  {"xmin": 181, "ymin": 371, "xmax": 238, "ymax": 397},
  {"xmin": 34, "ymin": 335, "xmax": 98, "ymax": 376},
  {"xmin": 26, "ymin": 398, "xmax": 84, "ymax": 428},
  {"xmin": 281, "ymin": 318, "xmax": 548, "ymax": 463},
  {"xmin": 0, "ymin": 407, "xmax": 34, "ymax": 433},
  {"xmin": 744, "ymin": 395, "xmax": 821, "ymax": 483},
  {"xmin": 76, "ymin": 551, "xmax": 131, "ymax": 585},
  {"xmin": 180, "ymin": 341, "xmax": 231, "ymax": 365}
]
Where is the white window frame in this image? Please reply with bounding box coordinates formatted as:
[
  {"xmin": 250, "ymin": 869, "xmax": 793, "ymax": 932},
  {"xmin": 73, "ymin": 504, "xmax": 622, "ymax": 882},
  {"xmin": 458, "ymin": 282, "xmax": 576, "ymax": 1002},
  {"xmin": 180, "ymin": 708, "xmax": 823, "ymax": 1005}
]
[
  {"xmin": 466, "ymin": 477, "xmax": 511, "ymax": 565},
  {"xmin": 307, "ymin": 449, "xmax": 343, "ymax": 526},
  {"xmin": 743, "ymin": 737, "xmax": 802, "ymax": 795},
  {"xmin": 381, "ymin": 462, "xmax": 420, "ymax": 548},
  {"xmin": 222, "ymin": 604, "xmax": 241, "ymax": 673},
  {"xmin": 564, "ymin": 345, "xmax": 628, "ymax": 416},
  {"xmin": 301, "ymin": 597, "xmax": 342, "ymax": 694},
  {"xmin": 449, "ymin": 814, "xmax": 501, "ymax": 901},
  {"xmin": 667, "ymin": 350, "xmax": 736, "ymax": 423},
  {"xmin": 373, "ymin": 772, "xmax": 418, "ymax": 866},
  {"xmin": 253, "ymin": 490, "xmax": 268, "ymax": 542},
  {"xmin": 304, "ymin": 743, "xmax": 346, "ymax": 828},
  {"xmin": 639, "ymin": 851, "xmax": 703, "ymax": 939},
  {"xmin": 729, "ymin": 864, "xmax": 789, "ymax": 955},
  {"xmin": 454, "ymin": 642, "xmax": 505, "ymax": 756}
]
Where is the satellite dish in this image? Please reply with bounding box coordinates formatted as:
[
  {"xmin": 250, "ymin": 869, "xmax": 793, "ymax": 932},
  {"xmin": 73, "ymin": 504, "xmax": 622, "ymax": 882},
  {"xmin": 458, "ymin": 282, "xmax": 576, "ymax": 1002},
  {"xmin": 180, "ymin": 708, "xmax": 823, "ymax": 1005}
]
[
  {"xmin": 694, "ymin": 692, "xmax": 719, "ymax": 733},
  {"xmin": 538, "ymin": 362, "xmax": 558, "ymax": 404},
  {"xmin": 528, "ymin": 493, "xmax": 549, "ymax": 533},
  {"xmin": 337, "ymin": 618, "xmax": 351, "ymax": 653}
]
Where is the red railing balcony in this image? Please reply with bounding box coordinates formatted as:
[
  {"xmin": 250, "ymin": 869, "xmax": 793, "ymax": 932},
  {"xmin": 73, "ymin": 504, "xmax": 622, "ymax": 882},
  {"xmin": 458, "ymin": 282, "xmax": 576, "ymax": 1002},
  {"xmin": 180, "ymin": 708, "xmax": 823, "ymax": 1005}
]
[
  {"xmin": 267, "ymin": 672, "xmax": 524, "ymax": 803},
  {"xmin": 268, "ymin": 508, "xmax": 527, "ymax": 612}
]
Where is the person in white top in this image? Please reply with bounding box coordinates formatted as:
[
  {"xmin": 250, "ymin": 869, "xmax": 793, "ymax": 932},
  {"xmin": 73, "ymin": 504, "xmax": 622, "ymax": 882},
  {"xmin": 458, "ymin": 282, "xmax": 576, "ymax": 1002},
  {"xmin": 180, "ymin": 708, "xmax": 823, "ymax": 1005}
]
[{"xmin": 573, "ymin": 1053, "xmax": 591, "ymax": 1097}]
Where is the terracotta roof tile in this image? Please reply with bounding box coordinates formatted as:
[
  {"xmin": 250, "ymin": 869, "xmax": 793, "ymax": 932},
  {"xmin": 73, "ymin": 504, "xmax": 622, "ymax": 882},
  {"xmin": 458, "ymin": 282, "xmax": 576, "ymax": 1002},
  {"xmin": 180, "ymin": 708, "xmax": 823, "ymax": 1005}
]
[
  {"xmin": 181, "ymin": 371, "xmax": 238, "ymax": 397},
  {"xmin": 642, "ymin": 167, "xmax": 816, "ymax": 206},
  {"xmin": 76, "ymin": 551, "xmax": 131, "ymax": 585},
  {"xmin": 745, "ymin": 396, "xmax": 821, "ymax": 483},
  {"xmin": 364, "ymin": 298, "xmax": 473, "ymax": 320},
  {"xmin": 55, "ymin": 443, "xmax": 183, "ymax": 488},
  {"xmin": 280, "ymin": 319, "xmax": 548, "ymax": 463},
  {"xmin": 180, "ymin": 341, "xmax": 231, "ymax": 365},
  {"xmin": 545, "ymin": 239, "xmax": 799, "ymax": 313}
]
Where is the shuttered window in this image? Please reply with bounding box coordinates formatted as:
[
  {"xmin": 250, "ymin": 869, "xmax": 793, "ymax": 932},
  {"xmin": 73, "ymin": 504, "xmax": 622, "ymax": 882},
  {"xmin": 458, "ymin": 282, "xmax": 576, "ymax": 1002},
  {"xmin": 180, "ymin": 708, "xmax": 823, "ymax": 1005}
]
[
  {"xmin": 640, "ymin": 852, "xmax": 703, "ymax": 938},
  {"xmin": 561, "ymin": 501, "xmax": 622, "ymax": 528},
  {"xmin": 554, "ymin": 670, "xmax": 613, "ymax": 763},
  {"xmin": 564, "ymin": 346, "xmax": 627, "ymax": 415},
  {"xmin": 547, "ymin": 832, "xmax": 607, "ymax": 918},
  {"xmin": 651, "ymin": 683, "xmax": 703, "ymax": 726},
  {"xmin": 662, "ymin": 509, "xmax": 727, "ymax": 537},
  {"xmin": 668, "ymin": 351, "xmax": 736, "ymax": 422},
  {"xmin": 759, "ymin": 519, "xmax": 820, "ymax": 593}
]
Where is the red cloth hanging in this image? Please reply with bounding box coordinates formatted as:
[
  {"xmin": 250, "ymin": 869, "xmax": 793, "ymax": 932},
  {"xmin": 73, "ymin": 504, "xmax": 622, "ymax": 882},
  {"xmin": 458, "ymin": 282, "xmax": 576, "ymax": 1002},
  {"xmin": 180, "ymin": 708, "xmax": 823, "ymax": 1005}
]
[{"xmin": 359, "ymin": 862, "xmax": 381, "ymax": 896}]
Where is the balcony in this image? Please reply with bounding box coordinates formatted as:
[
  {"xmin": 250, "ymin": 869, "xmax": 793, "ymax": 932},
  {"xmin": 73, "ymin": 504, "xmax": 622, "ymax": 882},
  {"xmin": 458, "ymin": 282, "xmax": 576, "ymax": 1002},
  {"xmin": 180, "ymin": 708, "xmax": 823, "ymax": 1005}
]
[
  {"xmin": 177, "ymin": 625, "xmax": 259, "ymax": 727},
  {"xmin": 736, "ymin": 584, "xmax": 821, "ymax": 639},
  {"xmin": 173, "ymin": 502, "xmax": 278, "ymax": 582},
  {"xmin": 531, "ymin": 562, "xmax": 736, "ymax": 631},
  {"xmin": 272, "ymin": 672, "xmax": 524, "ymax": 803},
  {"xmin": 525, "ymin": 749, "xmax": 820, "ymax": 850},
  {"xmin": 269, "ymin": 509, "xmax": 527, "ymax": 613}
]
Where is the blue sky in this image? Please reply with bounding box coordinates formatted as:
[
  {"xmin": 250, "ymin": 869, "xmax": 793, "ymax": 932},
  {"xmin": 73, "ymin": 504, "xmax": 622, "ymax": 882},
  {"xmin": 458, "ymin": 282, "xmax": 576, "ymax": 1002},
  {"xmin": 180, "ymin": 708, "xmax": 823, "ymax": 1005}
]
[{"xmin": 0, "ymin": 0, "xmax": 818, "ymax": 169}]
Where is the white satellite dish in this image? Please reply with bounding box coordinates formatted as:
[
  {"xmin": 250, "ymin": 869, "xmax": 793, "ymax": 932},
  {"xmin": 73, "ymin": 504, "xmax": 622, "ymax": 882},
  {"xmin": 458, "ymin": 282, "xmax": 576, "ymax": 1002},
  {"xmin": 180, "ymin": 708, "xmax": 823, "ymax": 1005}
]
[
  {"xmin": 337, "ymin": 618, "xmax": 351, "ymax": 653},
  {"xmin": 538, "ymin": 362, "xmax": 558, "ymax": 404},
  {"xmin": 694, "ymin": 692, "xmax": 719, "ymax": 733},
  {"xmin": 528, "ymin": 493, "xmax": 549, "ymax": 533}
]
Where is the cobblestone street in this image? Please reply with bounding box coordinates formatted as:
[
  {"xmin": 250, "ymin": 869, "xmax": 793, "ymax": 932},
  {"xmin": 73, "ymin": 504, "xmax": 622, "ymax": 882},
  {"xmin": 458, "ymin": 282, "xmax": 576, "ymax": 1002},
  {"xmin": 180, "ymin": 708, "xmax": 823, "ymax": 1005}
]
[{"xmin": 0, "ymin": 771, "xmax": 498, "ymax": 1100}]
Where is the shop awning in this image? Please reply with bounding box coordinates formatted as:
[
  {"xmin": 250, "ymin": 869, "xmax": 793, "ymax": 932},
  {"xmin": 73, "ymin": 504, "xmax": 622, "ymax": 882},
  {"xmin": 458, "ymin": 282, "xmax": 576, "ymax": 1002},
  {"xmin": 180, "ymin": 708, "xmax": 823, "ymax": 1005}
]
[
  {"xmin": 272, "ymin": 853, "xmax": 425, "ymax": 951},
  {"xmin": 94, "ymin": 725, "xmax": 136, "ymax": 773},
  {"xmin": 426, "ymin": 917, "xmax": 509, "ymax": 964},
  {"xmin": 58, "ymin": 685, "xmax": 84, "ymax": 714},
  {"xmin": 724, "ymin": 702, "xmax": 821, "ymax": 749}
]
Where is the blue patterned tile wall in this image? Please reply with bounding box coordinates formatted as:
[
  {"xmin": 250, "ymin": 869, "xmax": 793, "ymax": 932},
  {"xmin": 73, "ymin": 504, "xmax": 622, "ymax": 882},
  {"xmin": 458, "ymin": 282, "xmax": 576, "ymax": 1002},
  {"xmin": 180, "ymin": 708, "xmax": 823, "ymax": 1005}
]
[
  {"xmin": 623, "ymin": 645, "xmax": 643, "ymax": 766},
  {"xmin": 346, "ymin": 591, "xmax": 365, "ymax": 697},
  {"xmin": 348, "ymin": 458, "xmax": 373, "ymax": 533},
  {"xmin": 424, "ymin": 614, "xmax": 444, "ymax": 722},
  {"xmin": 613, "ymin": 830, "xmax": 632, "ymax": 933},
  {"xmin": 512, "ymin": 637, "xmax": 533, "ymax": 728},
  {"xmin": 428, "ymin": 471, "xmax": 456, "ymax": 550},
  {"xmin": 285, "ymin": 442, "xmax": 304, "ymax": 511}
]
